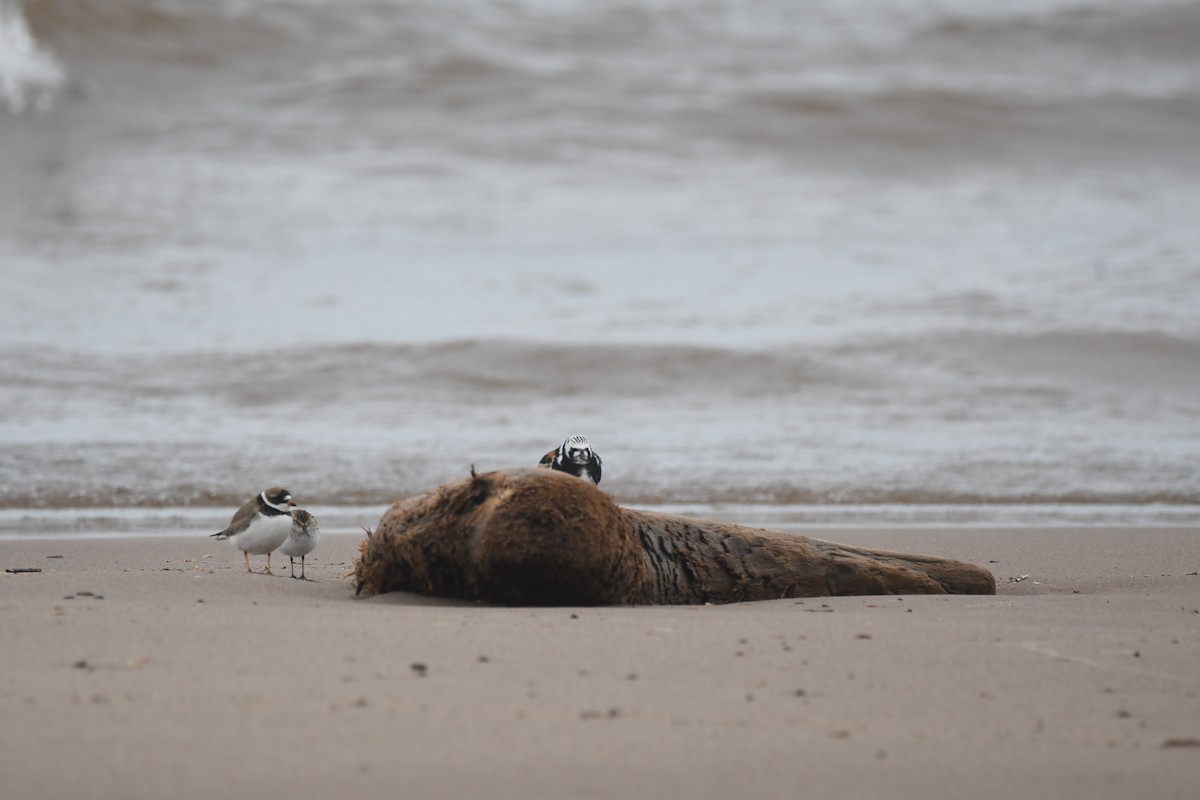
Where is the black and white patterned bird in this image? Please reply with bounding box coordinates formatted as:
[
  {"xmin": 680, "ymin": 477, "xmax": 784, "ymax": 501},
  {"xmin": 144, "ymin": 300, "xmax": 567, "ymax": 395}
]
[
  {"xmin": 280, "ymin": 508, "xmax": 320, "ymax": 580},
  {"xmin": 210, "ymin": 487, "xmax": 295, "ymax": 574},
  {"xmin": 538, "ymin": 435, "xmax": 602, "ymax": 484}
]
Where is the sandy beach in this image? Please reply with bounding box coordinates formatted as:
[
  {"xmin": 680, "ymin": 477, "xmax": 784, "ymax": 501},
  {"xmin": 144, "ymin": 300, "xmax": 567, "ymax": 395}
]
[
  {"xmin": 4, "ymin": 2, "xmax": 1198, "ymax": 797},
  {"xmin": 2, "ymin": 526, "xmax": 1197, "ymax": 800}
]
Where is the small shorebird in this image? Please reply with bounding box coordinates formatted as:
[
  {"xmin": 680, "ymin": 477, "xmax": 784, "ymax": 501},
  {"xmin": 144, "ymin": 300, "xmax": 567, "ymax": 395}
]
[
  {"xmin": 210, "ymin": 487, "xmax": 295, "ymax": 574},
  {"xmin": 538, "ymin": 435, "xmax": 602, "ymax": 485},
  {"xmin": 280, "ymin": 508, "xmax": 320, "ymax": 580}
]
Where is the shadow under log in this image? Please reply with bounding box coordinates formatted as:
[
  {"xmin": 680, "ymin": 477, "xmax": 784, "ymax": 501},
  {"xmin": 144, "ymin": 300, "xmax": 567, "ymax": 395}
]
[{"xmin": 353, "ymin": 468, "xmax": 995, "ymax": 605}]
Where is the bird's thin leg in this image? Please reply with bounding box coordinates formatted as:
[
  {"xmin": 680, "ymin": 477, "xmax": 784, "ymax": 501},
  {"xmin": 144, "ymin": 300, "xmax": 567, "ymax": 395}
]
[
  {"xmin": 243, "ymin": 551, "xmax": 252, "ymax": 573},
  {"xmin": 289, "ymin": 556, "xmax": 297, "ymax": 579},
  {"xmin": 263, "ymin": 552, "xmax": 274, "ymax": 575},
  {"xmin": 300, "ymin": 556, "xmax": 308, "ymax": 581}
]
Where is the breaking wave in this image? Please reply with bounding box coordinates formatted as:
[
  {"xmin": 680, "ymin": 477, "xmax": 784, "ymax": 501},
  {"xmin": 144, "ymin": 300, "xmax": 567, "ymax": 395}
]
[{"xmin": 0, "ymin": 0, "xmax": 65, "ymax": 112}]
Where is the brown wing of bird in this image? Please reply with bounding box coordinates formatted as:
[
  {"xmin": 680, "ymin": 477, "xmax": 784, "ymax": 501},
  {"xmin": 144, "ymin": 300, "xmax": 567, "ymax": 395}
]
[{"xmin": 211, "ymin": 496, "xmax": 259, "ymax": 539}]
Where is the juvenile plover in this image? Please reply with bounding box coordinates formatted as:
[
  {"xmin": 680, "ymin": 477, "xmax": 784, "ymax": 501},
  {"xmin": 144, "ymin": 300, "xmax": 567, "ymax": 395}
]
[
  {"xmin": 210, "ymin": 487, "xmax": 295, "ymax": 574},
  {"xmin": 280, "ymin": 508, "xmax": 320, "ymax": 580},
  {"xmin": 538, "ymin": 435, "xmax": 602, "ymax": 485}
]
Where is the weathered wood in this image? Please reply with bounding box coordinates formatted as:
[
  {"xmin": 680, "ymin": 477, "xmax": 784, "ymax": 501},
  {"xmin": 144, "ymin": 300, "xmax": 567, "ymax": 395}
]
[{"xmin": 353, "ymin": 468, "xmax": 995, "ymax": 604}]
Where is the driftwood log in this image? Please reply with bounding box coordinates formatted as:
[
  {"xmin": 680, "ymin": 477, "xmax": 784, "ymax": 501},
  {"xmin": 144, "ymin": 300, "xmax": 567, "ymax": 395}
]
[{"xmin": 353, "ymin": 468, "xmax": 995, "ymax": 604}]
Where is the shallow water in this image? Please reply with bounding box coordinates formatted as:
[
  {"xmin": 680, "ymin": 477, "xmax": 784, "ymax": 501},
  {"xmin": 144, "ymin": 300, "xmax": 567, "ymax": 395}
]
[{"xmin": 1, "ymin": 0, "xmax": 1198, "ymax": 527}]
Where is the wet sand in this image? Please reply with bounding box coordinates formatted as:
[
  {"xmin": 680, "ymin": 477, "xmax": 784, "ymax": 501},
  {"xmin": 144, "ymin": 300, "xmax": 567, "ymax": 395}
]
[{"xmin": 2, "ymin": 527, "xmax": 1198, "ymax": 799}]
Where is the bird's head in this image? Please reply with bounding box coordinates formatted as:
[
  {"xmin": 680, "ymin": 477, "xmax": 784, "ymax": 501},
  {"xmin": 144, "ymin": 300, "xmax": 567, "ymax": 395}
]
[
  {"xmin": 562, "ymin": 435, "xmax": 594, "ymax": 465},
  {"xmin": 262, "ymin": 487, "xmax": 293, "ymax": 512}
]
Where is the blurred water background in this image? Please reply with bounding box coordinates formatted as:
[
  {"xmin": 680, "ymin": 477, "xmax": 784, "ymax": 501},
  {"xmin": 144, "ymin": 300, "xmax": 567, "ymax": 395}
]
[{"xmin": 2, "ymin": 0, "xmax": 1198, "ymax": 535}]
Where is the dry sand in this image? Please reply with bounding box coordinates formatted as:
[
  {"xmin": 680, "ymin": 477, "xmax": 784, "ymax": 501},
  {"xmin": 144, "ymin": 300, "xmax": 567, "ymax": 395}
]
[{"xmin": 2, "ymin": 527, "xmax": 1198, "ymax": 799}]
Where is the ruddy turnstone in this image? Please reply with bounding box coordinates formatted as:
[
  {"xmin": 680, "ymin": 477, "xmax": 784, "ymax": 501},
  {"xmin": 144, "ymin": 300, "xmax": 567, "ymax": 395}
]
[
  {"xmin": 280, "ymin": 508, "xmax": 320, "ymax": 580},
  {"xmin": 210, "ymin": 487, "xmax": 294, "ymax": 574},
  {"xmin": 538, "ymin": 435, "xmax": 602, "ymax": 484}
]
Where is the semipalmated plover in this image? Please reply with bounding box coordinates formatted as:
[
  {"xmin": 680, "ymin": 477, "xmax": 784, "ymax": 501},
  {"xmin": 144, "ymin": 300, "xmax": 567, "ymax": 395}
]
[
  {"xmin": 280, "ymin": 508, "xmax": 320, "ymax": 580},
  {"xmin": 210, "ymin": 487, "xmax": 294, "ymax": 574},
  {"xmin": 538, "ymin": 435, "xmax": 602, "ymax": 484}
]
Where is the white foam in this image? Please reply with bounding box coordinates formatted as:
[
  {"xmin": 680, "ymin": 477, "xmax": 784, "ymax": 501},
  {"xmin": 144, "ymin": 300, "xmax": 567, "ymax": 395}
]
[{"xmin": 0, "ymin": 0, "xmax": 65, "ymax": 113}]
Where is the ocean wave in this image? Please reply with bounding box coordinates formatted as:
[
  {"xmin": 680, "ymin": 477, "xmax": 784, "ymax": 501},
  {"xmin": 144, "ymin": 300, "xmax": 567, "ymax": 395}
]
[
  {"xmin": 1, "ymin": 330, "xmax": 1197, "ymax": 514},
  {"xmin": 620, "ymin": 487, "xmax": 1200, "ymax": 509},
  {"xmin": 914, "ymin": 0, "xmax": 1200, "ymax": 60},
  {"xmin": 17, "ymin": 0, "xmax": 1199, "ymax": 169},
  {"xmin": 718, "ymin": 86, "xmax": 1200, "ymax": 170},
  {"xmin": 28, "ymin": 0, "xmax": 1199, "ymax": 64},
  {"xmin": 23, "ymin": 0, "xmax": 285, "ymax": 46},
  {"xmin": 5, "ymin": 0, "xmax": 1198, "ymax": 524},
  {"xmin": 2, "ymin": 478, "xmax": 1198, "ymax": 512},
  {"xmin": 4, "ymin": 330, "xmax": 1200, "ymax": 404},
  {"xmin": 834, "ymin": 330, "xmax": 1200, "ymax": 395},
  {"xmin": 0, "ymin": 0, "xmax": 65, "ymax": 112},
  {"xmin": 3, "ymin": 502, "xmax": 1197, "ymax": 540},
  {"xmin": 0, "ymin": 340, "xmax": 831, "ymax": 403}
]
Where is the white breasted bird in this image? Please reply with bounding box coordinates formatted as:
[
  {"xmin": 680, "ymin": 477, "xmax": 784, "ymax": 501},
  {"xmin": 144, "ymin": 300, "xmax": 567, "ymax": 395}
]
[
  {"xmin": 210, "ymin": 487, "xmax": 295, "ymax": 574},
  {"xmin": 538, "ymin": 435, "xmax": 602, "ymax": 485},
  {"xmin": 280, "ymin": 508, "xmax": 320, "ymax": 580}
]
